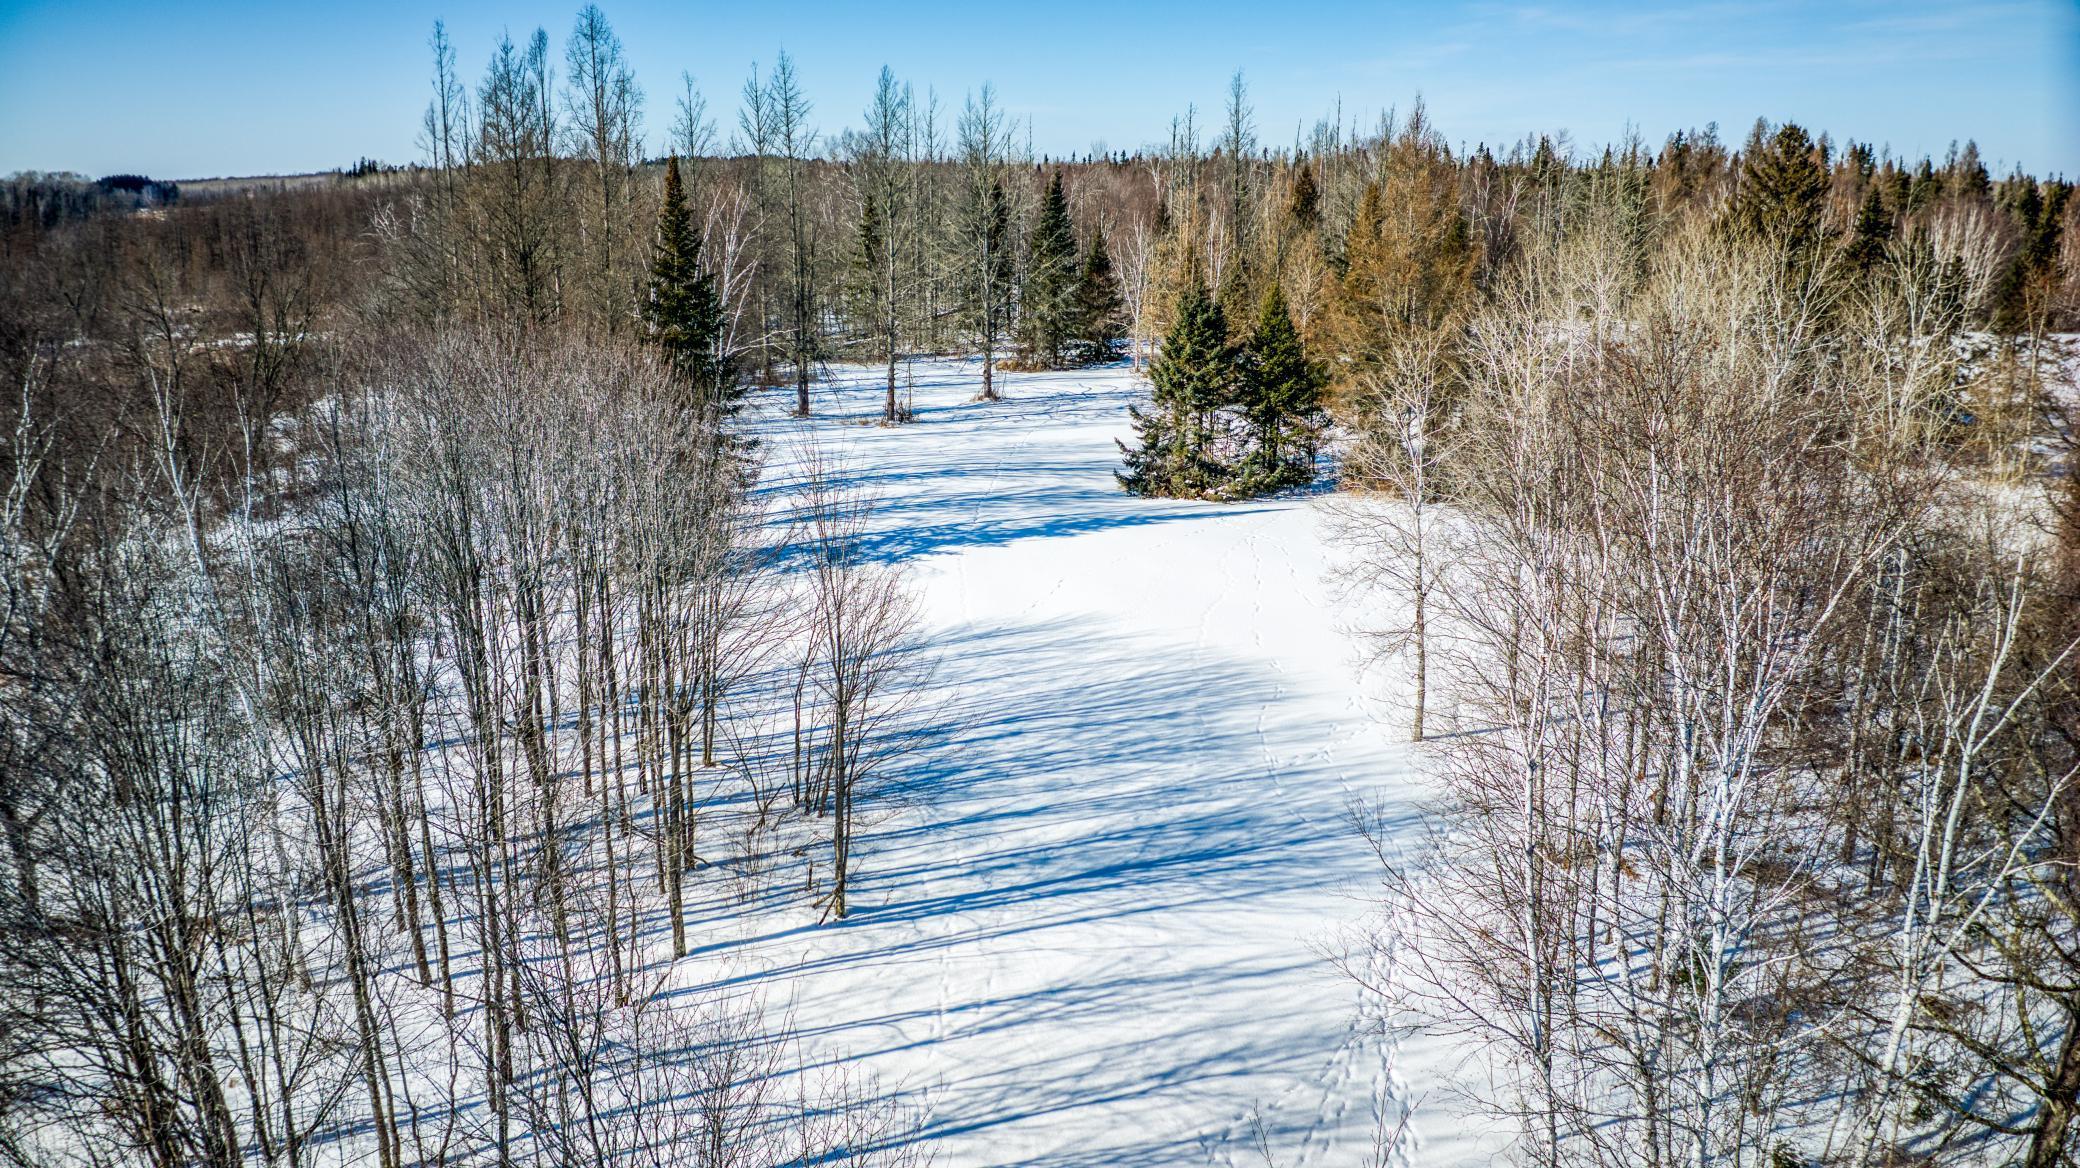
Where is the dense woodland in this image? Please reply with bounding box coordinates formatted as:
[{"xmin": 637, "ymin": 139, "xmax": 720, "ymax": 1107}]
[{"xmin": 3, "ymin": 4, "xmax": 2080, "ymax": 1167}]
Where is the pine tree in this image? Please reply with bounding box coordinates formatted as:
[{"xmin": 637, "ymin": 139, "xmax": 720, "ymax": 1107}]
[
  {"xmin": 643, "ymin": 156, "xmax": 729, "ymax": 415},
  {"xmin": 1237, "ymin": 283, "xmax": 1326, "ymax": 488},
  {"xmin": 1019, "ymin": 171, "xmax": 1079, "ymax": 367},
  {"xmin": 1071, "ymin": 230, "xmax": 1124, "ymax": 363},
  {"xmin": 1119, "ymin": 278, "xmax": 1232, "ymax": 497}
]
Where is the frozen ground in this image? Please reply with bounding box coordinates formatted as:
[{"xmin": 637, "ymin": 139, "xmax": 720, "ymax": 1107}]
[{"xmin": 658, "ymin": 360, "xmax": 1503, "ymax": 1168}]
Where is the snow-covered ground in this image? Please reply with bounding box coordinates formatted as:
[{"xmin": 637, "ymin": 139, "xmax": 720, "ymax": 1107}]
[{"xmin": 664, "ymin": 360, "xmax": 1502, "ymax": 1168}]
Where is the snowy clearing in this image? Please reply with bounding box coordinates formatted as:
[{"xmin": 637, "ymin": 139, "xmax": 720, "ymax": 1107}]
[{"xmin": 661, "ymin": 359, "xmax": 1500, "ymax": 1168}]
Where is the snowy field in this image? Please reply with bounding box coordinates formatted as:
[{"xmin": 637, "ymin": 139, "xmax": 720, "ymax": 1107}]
[{"xmin": 663, "ymin": 360, "xmax": 1502, "ymax": 1168}]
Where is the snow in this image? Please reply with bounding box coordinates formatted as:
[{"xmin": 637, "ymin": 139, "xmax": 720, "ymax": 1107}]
[{"xmin": 663, "ymin": 360, "xmax": 1505, "ymax": 1167}]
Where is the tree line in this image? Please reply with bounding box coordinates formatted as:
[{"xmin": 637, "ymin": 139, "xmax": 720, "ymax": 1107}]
[
  {"xmin": 1327, "ymin": 115, "xmax": 2080, "ymax": 1168},
  {"xmin": 379, "ymin": 20, "xmax": 1132, "ymax": 423}
]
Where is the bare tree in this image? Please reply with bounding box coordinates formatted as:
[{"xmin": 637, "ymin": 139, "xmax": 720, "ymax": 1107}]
[
  {"xmin": 473, "ymin": 28, "xmax": 561, "ymax": 325},
  {"xmin": 1336, "ymin": 335, "xmax": 1454, "ymax": 743},
  {"xmin": 562, "ymin": 4, "xmax": 643, "ymax": 333},
  {"xmin": 769, "ymin": 53, "xmax": 818, "ymax": 414},
  {"xmin": 957, "ymin": 84, "xmax": 1011, "ymax": 401},
  {"xmin": 792, "ymin": 447, "xmax": 923, "ymax": 920},
  {"xmin": 847, "ymin": 67, "xmax": 914, "ymax": 421}
]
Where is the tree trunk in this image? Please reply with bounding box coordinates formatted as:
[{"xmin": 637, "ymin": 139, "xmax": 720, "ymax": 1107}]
[{"xmin": 2026, "ymin": 991, "xmax": 2080, "ymax": 1168}]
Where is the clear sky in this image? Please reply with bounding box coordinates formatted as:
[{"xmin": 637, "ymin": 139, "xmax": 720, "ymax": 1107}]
[{"xmin": 2, "ymin": 0, "xmax": 2075, "ymax": 180}]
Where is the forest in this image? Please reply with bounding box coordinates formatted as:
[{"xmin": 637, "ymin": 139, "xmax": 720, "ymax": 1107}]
[{"xmin": 2, "ymin": 4, "xmax": 2079, "ymax": 1167}]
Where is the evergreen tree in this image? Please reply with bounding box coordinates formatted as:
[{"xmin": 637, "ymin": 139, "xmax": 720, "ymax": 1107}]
[
  {"xmin": 1166, "ymin": 282, "xmax": 1234, "ymax": 435},
  {"xmin": 986, "ymin": 178, "xmax": 1015, "ymax": 344},
  {"xmin": 2017, "ymin": 179, "xmax": 2065, "ymax": 272},
  {"xmin": 1947, "ymin": 140, "xmax": 1992, "ymax": 202},
  {"xmin": 1215, "ymin": 253, "xmax": 1255, "ymax": 323},
  {"xmin": 1993, "ymin": 178, "xmax": 2068, "ymax": 333},
  {"xmin": 850, "ymin": 184, "xmax": 889, "ymax": 351},
  {"xmin": 957, "ymin": 170, "xmax": 1016, "ymax": 398},
  {"xmin": 643, "ymin": 155, "xmax": 729, "ymax": 415},
  {"xmin": 1071, "ymin": 230, "xmax": 1124, "ymax": 363},
  {"xmin": 1881, "ymin": 162, "xmax": 1911, "ymax": 222},
  {"xmin": 1019, "ymin": 171, "xmax": 1079, "ymax": 367},
  {"xmin": 846, "ymin": 66, "xmax": 912, "ymax": 421},
  {"xmin": 1118, "ymin": 278, "xmax": 1232, "ymax": 496},
  {"xmin": 1732, "ymin": 122, "xmax": 1828, "ymax": 255},
  {"xmin": 1287, "ymin": 160, "xmax": 1320, "ymax": 231},
  {"xmin": 1847, "ymin": 183, "xmax": 1894, "ymax": 272},
  {"xmin": 1115, "ymin": 401, "xmax": 1178, "ymax": 497},
  {"xmin": 1327, "ymin": 167, "xmax": 1474, "ymax": 385},
  {"xmin": 1845, "ymin": 140, "xmax": 1876, "ymax": 181},
  {"xmin": 1907, "ymin": 157, "xmax": 1938, "ymax": 214},
  {"xmin": 1237, "ymin": 283, "xmax": 1326, "ymax": 487}
]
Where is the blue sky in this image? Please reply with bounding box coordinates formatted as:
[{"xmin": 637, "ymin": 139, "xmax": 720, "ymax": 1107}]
[{"xmin": 2, "ymin": 0, "xmax": 2074, "ymax": 180}]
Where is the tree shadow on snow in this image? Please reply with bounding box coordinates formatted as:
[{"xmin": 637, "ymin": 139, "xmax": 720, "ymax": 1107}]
[
  {"xmin": 667, "ymin": 616, "xmax": 1424, "ymax": 1164},
  {"xmin": 747, "ymin": 367, "xmax": 1291, "ymax": 566}
]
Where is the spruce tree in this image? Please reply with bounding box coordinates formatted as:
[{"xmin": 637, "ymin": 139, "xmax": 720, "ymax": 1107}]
[
  {"xmin": 1071, "ymin": 230, "xmax": 1124, "ymax": 363},
  {"xmin": 1847, "ymin": 184, "xmax": 1893, "ymax": 272},
  {"xmin": 1948, "ymin": 140, "xmax": 1992, "ymax": 202},
  {"xmin": 643, "ymin": 155, "xmax": 729, "ymax": 416},
  {"xmin": 1215, "ymin": 256, "xmax": 1254, "ymax": 326},
  {"xmin": 1119, "ymin": 278, "xmax": 1232, "ymax": 496},
  {"xmin": 849, "ymin": 185, "xmax": 908, "ymax": 418},
  {"xmin": 1116, "ymin": 402, "xmax": 1178, "ymax": 497},
  {"xmin": 1238, "ymin": 283, "xmax": 1326, "ymax": 488},
  {"xmin": 1907, "ymin": 157, "xmax": 1938, "ymax": 214},
  {"xmin": 962, "ymin": 173, "xmax": 1016, "ymax": 399},
  {"xmin": 1167, "ymin": 282, "xmax": 1233, "ymax": 441},
  {"xmin": 1992, "ymin": 178, "xmax": 2067, "ymax": 334},
  {"xmin": 1019, "ymin": 171, "xmax": 1079, "ymax": 367},
  {"xmin": 1845, "ymin": 141, "xmax": 1875, "ymax": 182},
  {"xmin": 1732, "ymin": 122, "xmax": 1828, "ymax": 254},
  {"xmin": 1287, "ymin": 160, "xmax": 1320, "ymax": 231},
  {"xmin": 851, "ymin": 187, "xmax": 887, "ymax": 332},
  {"xmin": 1882, "ymin": 163, "xmax": 1911, "ymax": 222}
]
